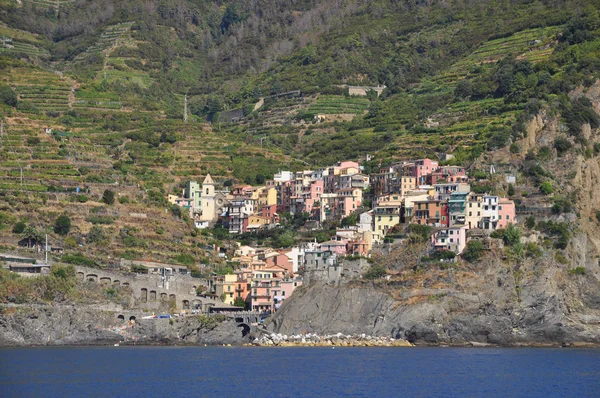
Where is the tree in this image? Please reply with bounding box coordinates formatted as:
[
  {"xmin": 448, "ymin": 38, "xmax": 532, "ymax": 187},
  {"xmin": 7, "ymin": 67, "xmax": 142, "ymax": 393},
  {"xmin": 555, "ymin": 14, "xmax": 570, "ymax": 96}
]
[
  {"xmin": 54, "ymin": 215, "xmax": 71, "ymax": 236},
  {"xmin": 462, "ymin": 240, "xmax": 485, "ymax": 262},
  {"xmin": 0, "ymin": 85, "xmax": 17, "ymax": 107},
  {"xmin": 341, "ymin": 213, "xmax": 358, "ymax": 227},
  {"xmin": 454, "ymin": 79, "xmax": 472, "ymax": 99},
  {"xmin": 525, "ymin": 216, "xmax": 536, "ymax": 229},
  {"xmin": 171, "ymin": 204, "xmax": 182, "ymax": 218},
  {"xmin": 233, "ymin": 297, "xmax": 246, "ymax": 308},
  {"xmin": 12, "ymin": 221, "xmax": 26, "ymax": 234},
  {"xmin": 503, "ymin": 223, "xmax": 522, "ymax": 246},
  {"xmin": 101, "ymin": 189, "xmax": 115, "ymax": 205},
  {"xmin": 507, "ymin": 183, "xmax": 515, "ymax": 196},
  {"xmin": 20, "ymin": 226, "xmax": 43, "ymax": 248}
]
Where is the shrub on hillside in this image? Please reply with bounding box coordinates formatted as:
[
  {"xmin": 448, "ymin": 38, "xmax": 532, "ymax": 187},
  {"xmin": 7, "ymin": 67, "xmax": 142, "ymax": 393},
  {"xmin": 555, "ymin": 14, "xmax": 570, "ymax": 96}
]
[
  {"xmin": 554, "ymin": 136, "xmax": 572, "ymax": 156},
  {"xmin": 54, "ymin": 215, "xmax": 71, "ymax": 236},
  {"xmin": 363, "ymin": 264, "xmax": 387, "ymax": 280},
  {"xmin": 503, "ymin": 224, "xmax": 522, "ymax": 246},
  {"xmin": 539, "ymin": 181, "xmax": 553, "ymax": 195},
  {"xmin": 101, "ymin": 189, "xmax": 115, "ymax": 205},
  {"xmin": 462, "ymin": 240, "xmax": 485, "ymax": 262},
  {"xmin": 0, "ymin": 85, "xmax": 17, "ymax": 107},
  {"xmin": 12, "ymin": 221, "xmax": 26, "ymax": 234}
]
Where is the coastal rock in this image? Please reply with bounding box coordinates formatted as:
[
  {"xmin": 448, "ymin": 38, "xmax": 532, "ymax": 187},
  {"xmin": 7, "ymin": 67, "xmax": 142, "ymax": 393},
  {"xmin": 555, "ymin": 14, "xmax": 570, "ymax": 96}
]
[
  {"xmin": 268, "ymin": 279, "xmax": 600, "ymax": 346},
  {"xmin": 0, "ymin": 305, "xmax": 248, "ymax": 347}
]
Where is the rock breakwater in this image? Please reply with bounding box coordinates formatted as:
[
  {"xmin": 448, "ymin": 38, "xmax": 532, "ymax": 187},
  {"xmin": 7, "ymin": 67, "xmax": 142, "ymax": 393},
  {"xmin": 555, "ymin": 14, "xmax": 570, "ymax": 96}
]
[{"xmin": 248, "ymin": 332, "xmax": 412, "ymax": 347}]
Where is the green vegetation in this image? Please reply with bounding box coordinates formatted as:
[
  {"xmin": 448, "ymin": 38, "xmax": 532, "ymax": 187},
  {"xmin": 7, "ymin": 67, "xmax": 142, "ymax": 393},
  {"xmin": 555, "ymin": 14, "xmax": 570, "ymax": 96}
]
[
  {"xmin": 61, "ymin": 253, "xmax": 98, "ymax": 267},
  {"xmin": 53, "ymin": 214, "xmax": 71, "ymax": 236},
  {"xmin": 233, "ymin": 297, "xmax": 246, "ymax": 308},
  {"xmin": 463, "ymin": 240, "xmax": 485, "ymax": 263},
  {"xmin": 101, "ymin": 189, "xmax": 115, "ymax": 205},
  {"xmin": 568, "ymin": 267, "xmax": 586, "ymax": 275},
  {"xmin": 0, "ymin": 0, "xmax": 600, "ymax": 263},
  {"xmin": 363, "ymin": 264, "xmax": 387, "ymax": 280}
]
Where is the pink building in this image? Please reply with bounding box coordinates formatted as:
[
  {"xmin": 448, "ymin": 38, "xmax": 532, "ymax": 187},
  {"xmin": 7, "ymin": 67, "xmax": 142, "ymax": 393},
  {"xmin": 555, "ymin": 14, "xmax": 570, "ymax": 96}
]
[
  {"xmin": 265, "ymin": 253, "xmax": 294, "ymax": 275},
  {"xmin": 336, "ymin": 188, "xmax": 362, "ymax": 217},
  {"xmin": 251, "ymin": 268, "xmax": 285, "ymax": 313},
  {"xmin": 412, "ymin": 159, "xmax": 439, "ymax": 185},
  {"xmin": 302, "ymin": 180, "xmax": 324, "ymax": 213},
  {"xmin": 497, "ymin": 198, "xmax": 516, "ymax": 228},
  {"xmin": 432, "ymin": 226, "xmax": 468, "ymax": 254},
  {"xmin": 273, "ymin": 278, "xmax": 303, "ymax": 310},
  {"xmin": 320, "ymin": 240, "xmax": 347, "ymax": 255}
]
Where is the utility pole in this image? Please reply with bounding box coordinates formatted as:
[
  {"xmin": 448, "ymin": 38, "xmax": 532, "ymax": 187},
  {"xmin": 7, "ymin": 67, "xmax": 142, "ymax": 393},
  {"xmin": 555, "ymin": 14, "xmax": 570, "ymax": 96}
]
[
  {"xmin": 183, "ymin": 95, "xmax": 188, "ymax": 124},
  {"xmin": 45, "ymin": 234, "xmax": 48, "ymax": 264}
]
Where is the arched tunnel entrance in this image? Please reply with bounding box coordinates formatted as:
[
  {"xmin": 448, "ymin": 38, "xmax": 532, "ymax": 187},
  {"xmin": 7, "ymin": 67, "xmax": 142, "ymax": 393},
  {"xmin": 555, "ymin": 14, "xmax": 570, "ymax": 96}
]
[{"xmin": 237, "ymin": 323, "xmax": 251, "ymax": 338}]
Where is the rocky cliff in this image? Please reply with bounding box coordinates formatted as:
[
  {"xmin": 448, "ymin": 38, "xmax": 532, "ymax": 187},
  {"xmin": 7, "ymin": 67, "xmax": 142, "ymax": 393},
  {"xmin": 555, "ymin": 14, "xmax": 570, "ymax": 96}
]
[
  {"xmin": 268, "ymin": 252, "xmax": 600, "ymax": 346},
  {"xmin": 0, "ymin": 304, "xmax": 247, "ymax": 346}
]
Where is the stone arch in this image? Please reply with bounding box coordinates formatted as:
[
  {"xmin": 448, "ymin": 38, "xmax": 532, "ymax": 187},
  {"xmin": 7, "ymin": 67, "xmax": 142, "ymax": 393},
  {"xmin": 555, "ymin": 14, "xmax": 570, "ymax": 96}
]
[
  {"xmin": 117, "ymin": 314, "xmax": 125, "ymax": 322},
  {"xmin": 149, "ymin": 290, "xmax": 157, "ymax": 302},
  {"xmin": 192, "ymin": 299, "xmax": 202, "ymax": 310},
  {"xmin": 76, "ymin": 272, "xmax": 84, "ymax": 281},
  {"xmin": 122, "ymin": 282, "xmax": 130, "ymax": 287},
  {"xmin": 205, "ymin": 303, "xmax": 215, "ymax": 313},
  {"xmin": 86, "ymin": 274, "xmax": 98, "ymax": 283},
  {"xmin": 129, "ymin": 316, "xmax": 136, "ymax": 321},
  {"xmin": 113, "ymin": 280, "xmax": 120, "ymax": 286},
  {"xmin": 141, "ymin": 288, "xmax": 148, "ymax": 302},
  {"xmin": 160, "ymin": 293, "xmax": 168, "ymax": 302},
  {"xmin": 190, "ymin": 285, "xmax": 198, "ymax": 295},
  {"xmin": 235, "ymin": 317, "xmax": 244, "ymax": 323},
  {"xmin": 237, "ymin": 323, "xmax": 251, "ymax": 337},
  {"xmin": 169, "ymin": 294, "xmax": 176, "ymax": 301},
  {"xmin": 182, "ymin": 300, "xmax": 190, "ymax": 309},
  {"xmin": 99, "ymin": 277, "xmax": 111, "ymax": 286}
]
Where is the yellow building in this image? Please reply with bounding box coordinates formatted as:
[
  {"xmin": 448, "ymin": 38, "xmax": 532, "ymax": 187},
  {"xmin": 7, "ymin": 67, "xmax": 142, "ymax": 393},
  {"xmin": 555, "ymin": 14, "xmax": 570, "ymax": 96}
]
[
  {"xmin": 465, "ymin": 194, "xmax": 483, "ymax": 229},
  {"xmin": 373, "ymin": 205, "xmax": 401, "ymax": 243},
  {"xmin": 400, "ymin": 176, "xmax": 417, "ymax": 197},
  {"xmin": 256, "ymin": 187, "xmax": 278, "ymax": 208},
  {"xmin": 214, "ymin": 274, "xmax": 238, "ymax": 305}
]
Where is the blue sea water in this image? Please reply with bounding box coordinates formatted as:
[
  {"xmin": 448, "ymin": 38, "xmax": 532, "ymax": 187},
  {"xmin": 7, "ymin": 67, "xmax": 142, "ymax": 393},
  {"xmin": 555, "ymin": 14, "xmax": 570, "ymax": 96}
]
[{"xmin": 0, "ymin": 346, "xmax": 599, "ymax": 397}]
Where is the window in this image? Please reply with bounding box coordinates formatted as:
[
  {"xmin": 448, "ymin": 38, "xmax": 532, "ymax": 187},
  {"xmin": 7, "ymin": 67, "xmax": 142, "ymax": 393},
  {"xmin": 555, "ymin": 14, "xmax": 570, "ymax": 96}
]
[
  {"xmin": 450, "ymin": 230, "xmax": 454, "ymax": 235},
  {"xmin": 499, "ymin": 206, "xmax": 503, "ymax": 210},
  {"xmin": 469, "ymin": 203, "xmax": 472, "ymax": 208},
  {"xmin": 450, "ymin": 238, "xmax": 454, "ymax": 243},
  {"xmin": 227, "ymin": 286, "xmax": 231, "ymax": 291},
  {"xmin": 389, "ymin": 216, "xmax": 393, "ymax": 221},
  {"xmin": 469, "ymin": 212, "xmax": 472, "ymax": 216},
  {"xmin": 206, "ymin": 188, "xmax": 209, "ymax": 195},
  {"xmin": 282, "ymin": 291, "xmax": 285, "ymax": 296},
  {"xmin": 506, "ymin": 215, "xmax": 509, "ymax": 219}
]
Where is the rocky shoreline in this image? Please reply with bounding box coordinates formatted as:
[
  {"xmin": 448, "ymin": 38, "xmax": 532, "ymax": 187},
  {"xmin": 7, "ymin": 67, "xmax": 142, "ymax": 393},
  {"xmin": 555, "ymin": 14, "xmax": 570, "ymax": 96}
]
[{"xmin": 248, "ymin": 332, "xmax": 413, "ymax": 347}]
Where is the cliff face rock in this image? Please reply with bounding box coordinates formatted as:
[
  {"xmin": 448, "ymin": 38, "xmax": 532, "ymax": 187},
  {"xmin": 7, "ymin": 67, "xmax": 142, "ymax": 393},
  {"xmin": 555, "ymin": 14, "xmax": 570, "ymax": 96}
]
[
  {"xmin": 0, "ymin": 305, "xmax": 247, "ymax": 346},
  {"xmin": 269, "ymin": 264, "xmax": 600, "ymax": 346}
]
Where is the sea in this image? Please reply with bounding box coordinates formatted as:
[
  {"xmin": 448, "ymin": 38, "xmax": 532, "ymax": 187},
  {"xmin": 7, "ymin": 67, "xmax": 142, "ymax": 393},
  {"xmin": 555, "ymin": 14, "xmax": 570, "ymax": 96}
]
[{"xmin": 1, "ymin": 346, "xmax": 599, "ymax": 397}]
